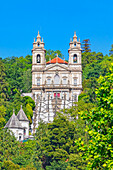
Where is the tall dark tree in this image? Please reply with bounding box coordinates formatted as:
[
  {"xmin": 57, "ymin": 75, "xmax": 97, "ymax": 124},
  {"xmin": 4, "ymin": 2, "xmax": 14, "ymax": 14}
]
[
  {"xmin": 0, "ymin": 60, "xmax": 9, "ymax": 102},
  {"xmin": 109, "ymin": 44, "xmax": 113, "ymax": 55},
  {"xmin": 82, "ymin": 39, "xmax": 91, "ymax": 52}
]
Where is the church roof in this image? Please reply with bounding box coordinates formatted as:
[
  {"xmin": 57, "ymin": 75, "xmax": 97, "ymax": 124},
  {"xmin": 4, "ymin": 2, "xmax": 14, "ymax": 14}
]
[
  {"xmin": 46, "ymin": 57, "xmax": 68, "ymax": 64},
  {"xmin": 4, "ymin": 111, "xmax": 23, "ymax": 129},
  {"xmin": 17, "ymin": 105, "xmax": 29, "ymax": 121}
]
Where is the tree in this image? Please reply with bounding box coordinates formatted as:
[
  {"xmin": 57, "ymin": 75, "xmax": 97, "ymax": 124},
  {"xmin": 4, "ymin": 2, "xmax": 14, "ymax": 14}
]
[
  {"xmin": 0, "ymin": 129, "xmax": 19, "ymax": 166},
  {"xmin": 46, "ymin": 160, "xmax": 68, "ymax": 170},
  {"xmin": 76, "ymin": 63, "xmax": 113, "ymax": 169},
  {"xmin": 45, "ymin": 50, "xmax": 64, "ymax": 62},
  {"xmin": 22, "ymin": 96, "xmax": 35, "ymax": 110},
  {"xmin": 82, "ymin": 39, "xmax": 91, "ymax": 52},
  {"xmin": 35, "ymin": 113, "xmax": 87, "ymax": 169},
  {"xmin": 1, "ymin": 160, "xmax": 20, "ymax": 170},
  {"xmin": 22, "ymin": 69, "xmax": 32, "ymax": 93},
  {"xmin": 0, "ymin": 60, "xmax": 9, "ymax": 102},
  {"xmin": 24, "ymin": 104, "xmax": 33, "ymax": 123},
  {"xmin": 109, "ymin": 44, "xmax": 113, "ymax": 55},
  {"xmin": 0, "ymin": 105, "xmax": 6, "ymax": 129}
]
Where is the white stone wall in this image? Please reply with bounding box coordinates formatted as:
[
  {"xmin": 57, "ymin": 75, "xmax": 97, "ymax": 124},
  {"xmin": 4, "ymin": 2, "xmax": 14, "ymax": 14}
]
[
  {"xmin": 19, "ymin": 121, "xmax": 29, "ymax": 138},
  {"xmin": 9, "ymin": 128, "xmax": 24, "ymax": 141}
]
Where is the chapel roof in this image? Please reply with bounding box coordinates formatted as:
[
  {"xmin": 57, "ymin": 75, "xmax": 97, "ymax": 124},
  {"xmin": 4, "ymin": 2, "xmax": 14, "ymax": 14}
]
[
  {"xmin": 4, "ymin": 110, "xmax": 23, "ymax": 129},
  {"xmin": 46, "ymin": 56, "xmax": 68, "ymax": 64},
  {"xmin": 17, "ymin": 105, "xmax": 29, "ymax": 121}
]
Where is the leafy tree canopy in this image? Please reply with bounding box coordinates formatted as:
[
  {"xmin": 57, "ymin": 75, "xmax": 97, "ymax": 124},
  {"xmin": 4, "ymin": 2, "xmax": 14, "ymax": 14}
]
[{"xmin": 76, "ymin": 63, "xmax": 113, "ymax": 169}]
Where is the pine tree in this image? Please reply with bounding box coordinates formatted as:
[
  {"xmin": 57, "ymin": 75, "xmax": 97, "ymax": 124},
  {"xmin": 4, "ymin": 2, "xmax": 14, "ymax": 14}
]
[
  {"xmin": 82, "ymin": 39, "xmax": 91, "ymax": 52},
  {"xmin": 109, "ymin": 44, "xmax": 113, "ymax": 55}
]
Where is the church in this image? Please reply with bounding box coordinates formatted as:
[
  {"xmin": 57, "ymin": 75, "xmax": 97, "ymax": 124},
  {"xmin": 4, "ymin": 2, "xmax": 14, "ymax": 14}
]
[
  {"xmin": 4, "ymin": 31, "xmax": 82, "ymax": 136},
  {"xmin": 30, "ymin": 31, "xmax": 82, "ymax": 133}
]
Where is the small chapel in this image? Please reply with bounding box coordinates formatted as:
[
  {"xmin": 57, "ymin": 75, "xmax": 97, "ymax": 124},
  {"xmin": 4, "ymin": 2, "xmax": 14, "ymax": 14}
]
[{"xmin": 4, "ymin": 106, "xmax": 29, "ymax": 141}]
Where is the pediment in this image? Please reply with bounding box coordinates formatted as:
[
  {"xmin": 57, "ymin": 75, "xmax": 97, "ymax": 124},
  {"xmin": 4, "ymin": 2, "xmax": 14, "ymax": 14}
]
[{"xmin": 45, "ymin": 63, "xmax": 70, "ymax": 71}]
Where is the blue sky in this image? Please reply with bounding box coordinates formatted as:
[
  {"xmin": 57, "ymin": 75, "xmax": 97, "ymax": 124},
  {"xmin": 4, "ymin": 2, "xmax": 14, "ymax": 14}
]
[{"xmin": 0, "ymin": 0, "xmax": 113, "ymax": 60}]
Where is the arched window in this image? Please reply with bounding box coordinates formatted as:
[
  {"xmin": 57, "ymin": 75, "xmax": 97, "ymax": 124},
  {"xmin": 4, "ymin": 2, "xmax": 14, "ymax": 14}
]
[
  {"xmin": 54, "ymin": 74, "xmax": 60, "ymax": 84},
  {"xmin": 73, "ymin": 54, "xmax": 77, "ymax": 63},
  {"xmin": 24, "ymin": 129, "xmax": 26, "ymax": 136},
  {"xmin": 74, "ymin": 42, "xmax": 76, "ymax": 46},
  {"xmin": 47, "ymin": 78, "xmax": 51, "ymax": 84},
  {"xmin": 37, "ymin": 54, "xmax": 40, "ymax": 63}
]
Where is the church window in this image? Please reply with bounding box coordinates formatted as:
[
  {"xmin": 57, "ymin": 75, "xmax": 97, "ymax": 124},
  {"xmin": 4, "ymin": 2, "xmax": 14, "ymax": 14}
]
[
  {"xmin": 63, "ymin": 78, "xmax": 67, "ymax": 84},
  {"xmin": 54, "ymin": 74, "xmax": 60, "ymax": 84},
  {"xmin": 37, "ymin": 42, "xmax": 40, "ymax": 47},
  {"xmin": 74, "ymin": 42, "xmax": 76, "ymax": 46},
  {"xmin": 19, "ymin": 136, "xmax": 21, "ymax": 141},
  {"xmin": 73, "ymin": 54, "xmax": 77, "ymax": 63},
  {"xmin": 37, "ymin": 54, "xmax": 40, "ymax": 63},
  {"xmin": 47, "ymin": 78, "xmax": 51, "ymax": 84},
  {"xmin": 37, "ymin": 78, "xmax": 40, "ymax": 85},
  {"xmin": 74, "ymin": 79, "xmax": 77, "ymax": 86},
  {"xmin": 24, "ymin": 129, "xmax": 26, "ymax": 136}
]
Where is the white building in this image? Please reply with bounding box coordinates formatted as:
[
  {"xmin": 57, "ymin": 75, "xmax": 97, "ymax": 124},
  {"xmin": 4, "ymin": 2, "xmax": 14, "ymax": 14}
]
[
  {"xmin": 4, "ymin": 106, "xmax": 29, "ymax": 141},
  {"xmin": 30, "ymin": 31, "xmax": 82, "ymax": 133}
]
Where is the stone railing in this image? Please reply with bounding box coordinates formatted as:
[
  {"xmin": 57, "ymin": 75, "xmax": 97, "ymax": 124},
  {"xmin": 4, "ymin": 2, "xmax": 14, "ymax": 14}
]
[{"xmin": 32, "ymin": 83, "xmax": 81, "ymax": 89}]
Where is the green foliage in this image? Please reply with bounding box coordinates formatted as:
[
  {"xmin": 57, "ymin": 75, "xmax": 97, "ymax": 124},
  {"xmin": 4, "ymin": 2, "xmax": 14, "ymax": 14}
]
[
  {"xmin": 82, "ymin": 39, "xmax": 91, "ymax": 52},
  {"xmin": 24, "ymin": 104, "xmax": 33, "ymax": 124},
  {"xmin": 35, "ymin": 113, "xmax": 87, "ymax": 169},
  {"xmin": 76, "ymin": 63, "xmax": 113, "ymax": 169},
  {"xmin": 2, "ymin": 55, "xmax": 32, "ymax": 99},
  {"xmin": 0, "ymin": 48, "xmax": 113, "ymax": 169},
  {"xmin": 67, "ymin": 153, "xmax": 86, "ymax": 170},
  {"xmin": 1, "ymin": 160, "xmax": 20, "ymax": 170},
  {"xmin": 0, "ymin": 129, "xmax": 19, "ymax": 166},
  {"xmin": 109, "ymin": 44, "xmax": 113, "ymax": 55},
  {"xmin": 0, "ymin": 129, "xmax": 38, "ymax": 169},
  {"xmin": 22, "ymin": 96, "xmax": 35, "ymax": 110},
  {"xmin": 0, "ymin": 60, "xmax": 9, "ymax": 102},
  {"xmin": 0, "ymin": 105, "xmax": 6, "ymax": 129},
  {"xmin": 12, "ymin": 140, "xmax": 37, "ymax": 168},
  {"xmin": 46, "ymin": 160, "xmax": 68, "ymax": 170},
  {"xmin": 82, "ymin": 52, "xmax": 104, "ymax": 70},
  {"xmin": 45, "ymin": 49, "xmax": 64, "ymax": 62}
]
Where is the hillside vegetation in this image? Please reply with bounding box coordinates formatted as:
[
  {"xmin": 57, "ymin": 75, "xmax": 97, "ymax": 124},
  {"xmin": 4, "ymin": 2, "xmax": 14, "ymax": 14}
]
[{"xmin": 0, "ymin": 48, "xmax": 113, "ymax": 169}]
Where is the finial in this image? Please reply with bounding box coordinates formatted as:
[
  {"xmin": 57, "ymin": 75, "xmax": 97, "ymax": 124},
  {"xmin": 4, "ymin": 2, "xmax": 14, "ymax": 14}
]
[
  {"xmin": 37, "ymin": 30, "xmax": 41, "ymax": 38},
  {"xmin": 42, "ymin": 38, "xmax": 43, "ymax": 42},
  {"xmin": 73, "ymin": 31, "xmax": 77, "ymax": 38},
  {"xmin": 56, "ymin": 53, "xmax": 58, "ymax": 58},
  {"xmin": 70, "ymin": 38, "xmax": 72, "ymax": 42},
  {"xmin": 34, "ymin": 38, "xmax": 35, "ymax": 42}
]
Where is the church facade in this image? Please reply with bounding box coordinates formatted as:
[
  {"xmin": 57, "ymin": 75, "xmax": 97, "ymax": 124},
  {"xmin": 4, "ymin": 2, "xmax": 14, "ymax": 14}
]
[{"xmin": 31, "ymin": 31, "xmax": 82, "ymax": 132}]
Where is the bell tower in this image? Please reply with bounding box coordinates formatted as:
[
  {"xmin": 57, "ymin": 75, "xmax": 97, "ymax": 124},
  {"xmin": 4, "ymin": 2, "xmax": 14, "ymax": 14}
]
[
  {"xmin": 68, "ymin": 32, "xmax": 82, "ymax": 65},
  {"xmin": 32, "ymin": 31, "xmax": 46, "ymax": 67}
]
